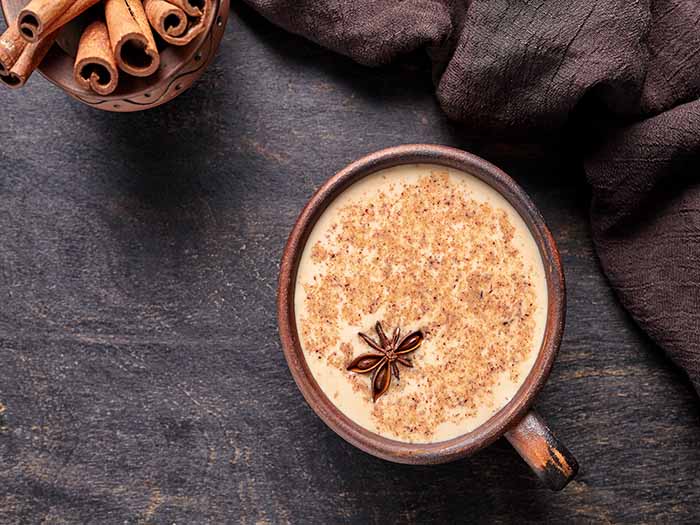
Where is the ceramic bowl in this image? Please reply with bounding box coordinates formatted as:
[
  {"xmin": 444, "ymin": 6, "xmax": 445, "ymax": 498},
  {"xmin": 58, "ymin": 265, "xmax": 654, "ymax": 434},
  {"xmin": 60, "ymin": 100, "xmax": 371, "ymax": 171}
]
[{"xmin": 1, "ymin": 0, "xmax": 229, "ymax": 111}]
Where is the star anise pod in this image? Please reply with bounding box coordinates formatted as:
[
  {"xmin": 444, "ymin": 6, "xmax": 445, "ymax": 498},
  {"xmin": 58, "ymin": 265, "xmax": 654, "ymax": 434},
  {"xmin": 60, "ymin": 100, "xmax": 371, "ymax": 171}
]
[{"xmin": 346, "ymin": 321, "xmax": 423, "ymax": 402}]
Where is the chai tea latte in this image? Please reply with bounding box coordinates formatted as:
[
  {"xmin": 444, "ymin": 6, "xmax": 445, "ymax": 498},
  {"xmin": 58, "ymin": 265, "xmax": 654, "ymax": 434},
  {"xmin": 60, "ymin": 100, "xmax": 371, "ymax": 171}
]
[{"xmin": 294, "ymin": 164, "xmax": 548, "ymax": 443}]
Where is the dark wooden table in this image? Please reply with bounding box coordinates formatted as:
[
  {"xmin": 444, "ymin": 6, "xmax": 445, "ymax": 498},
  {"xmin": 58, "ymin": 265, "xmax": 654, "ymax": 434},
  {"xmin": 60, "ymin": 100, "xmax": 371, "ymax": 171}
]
[{"xmin": 1, "ymin": 5, "xmax": 699, "ymax": 523}]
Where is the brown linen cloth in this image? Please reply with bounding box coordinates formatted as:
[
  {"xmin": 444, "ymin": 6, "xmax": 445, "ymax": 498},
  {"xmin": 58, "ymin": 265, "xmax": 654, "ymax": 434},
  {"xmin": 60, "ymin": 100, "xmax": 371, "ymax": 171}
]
[{"xmin": 246, "ymin": 0, "xmax": 700, "ymax": 391}]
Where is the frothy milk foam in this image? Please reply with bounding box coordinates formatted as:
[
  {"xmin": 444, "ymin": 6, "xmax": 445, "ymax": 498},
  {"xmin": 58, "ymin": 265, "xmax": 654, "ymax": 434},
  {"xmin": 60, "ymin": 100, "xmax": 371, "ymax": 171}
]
[{"xmin": 294, "ymin": 164, "xmax": 548, "ymax": 443}]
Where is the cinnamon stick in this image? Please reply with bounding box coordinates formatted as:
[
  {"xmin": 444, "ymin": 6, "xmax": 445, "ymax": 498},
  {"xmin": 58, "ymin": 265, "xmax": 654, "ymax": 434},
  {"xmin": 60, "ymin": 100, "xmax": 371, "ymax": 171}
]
[
  {"xmin": 0, "ymin": 34, "xmax": 55, "ymax": 89},
  {"xmin": 160, "ymin": 19, "xmax": 206, "ymax": 46},
  {"xmin": 19, "ymin": 0, "xmax": 101, "ymax": 43},
  {"xmin": 74, "ymin": 21, "xmax": 119, "ymax": 95},
  {"xmin": 18, "ymin": 0, "xmax": 76, "ymax": 42},
  {"xmin": 105, "ymin": 0, "xmax": 160, "ymax": 77},
  {"xmin": 149, "ymin": 0, "xmax": 209, "ymax": 46},
  {"xmin": 0, "ymin": 24, "xmax": 27, "ymax": 74},
  {"xmin": 143, "ymin": 0, "xmax": 187, "ymax": 40},
  {"xmin": 165, "ymin": 0, "xmax": 204, "ymax": 17}
]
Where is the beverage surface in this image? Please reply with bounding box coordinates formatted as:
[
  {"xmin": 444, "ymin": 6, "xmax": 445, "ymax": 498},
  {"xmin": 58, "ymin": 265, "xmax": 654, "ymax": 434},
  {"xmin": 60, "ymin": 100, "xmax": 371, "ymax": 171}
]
[{"xmin": 294, "ymin": 164, "xmax": 547, "ymax": 443}]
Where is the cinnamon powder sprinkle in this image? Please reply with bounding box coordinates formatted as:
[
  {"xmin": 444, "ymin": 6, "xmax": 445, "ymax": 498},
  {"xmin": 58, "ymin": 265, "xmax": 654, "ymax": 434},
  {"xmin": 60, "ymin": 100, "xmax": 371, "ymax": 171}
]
[{"xmin": 299, "ymin": 171, "xmax": 539, "ymax": 441}]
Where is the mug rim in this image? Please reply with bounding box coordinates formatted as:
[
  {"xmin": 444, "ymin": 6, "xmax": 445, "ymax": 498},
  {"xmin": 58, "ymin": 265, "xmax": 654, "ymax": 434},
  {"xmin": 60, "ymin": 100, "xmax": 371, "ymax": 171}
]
[{"xmin": 277, "ymin": 144, "xmax": 565, "ymax": 464}]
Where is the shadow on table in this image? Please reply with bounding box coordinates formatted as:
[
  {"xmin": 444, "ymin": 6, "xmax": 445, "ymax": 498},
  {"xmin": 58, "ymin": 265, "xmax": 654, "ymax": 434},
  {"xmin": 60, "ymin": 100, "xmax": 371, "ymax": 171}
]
[
  {"xmin": 322, "ymin": 435, "xmax": 561, "ymax": 522},
  {"xmin": 232, "ymin": 3, "xmax": 436, "ymax": 110},
  {"xmin": 60, "ymin": 56, "xmax": 238, "ymax": 234}
]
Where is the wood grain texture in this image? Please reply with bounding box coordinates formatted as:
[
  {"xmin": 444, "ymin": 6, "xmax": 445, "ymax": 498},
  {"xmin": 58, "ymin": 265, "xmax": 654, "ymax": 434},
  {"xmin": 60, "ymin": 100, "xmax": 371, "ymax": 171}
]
[{"xmin": 1, "ymin": 4, "xmax": 699, "ymax": 523}]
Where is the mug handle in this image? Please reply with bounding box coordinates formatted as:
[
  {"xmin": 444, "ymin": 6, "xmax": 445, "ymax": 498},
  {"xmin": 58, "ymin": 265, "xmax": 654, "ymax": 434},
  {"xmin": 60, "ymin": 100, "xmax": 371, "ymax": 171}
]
[{"xmin": 505, "ymin": 409, "xmax": 578, "ymax": 491}]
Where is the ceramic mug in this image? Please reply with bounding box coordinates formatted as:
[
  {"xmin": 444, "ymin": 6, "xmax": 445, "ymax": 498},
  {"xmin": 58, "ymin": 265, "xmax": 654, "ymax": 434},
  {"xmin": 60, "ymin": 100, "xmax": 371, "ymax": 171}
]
[{"xmin": 278, "ymin": 144, "xmax": 578, "ymax": 491}]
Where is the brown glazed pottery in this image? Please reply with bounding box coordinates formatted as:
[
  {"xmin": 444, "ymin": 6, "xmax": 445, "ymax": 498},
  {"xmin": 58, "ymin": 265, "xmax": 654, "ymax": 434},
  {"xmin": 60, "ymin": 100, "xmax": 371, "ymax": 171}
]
[
  {"xmin": 1, "ymin": 0, "xmax": 229, "ymax": 111},
  {"xmin": 278, "ymin": 144, "xmax": 578, "ymax": 491}
]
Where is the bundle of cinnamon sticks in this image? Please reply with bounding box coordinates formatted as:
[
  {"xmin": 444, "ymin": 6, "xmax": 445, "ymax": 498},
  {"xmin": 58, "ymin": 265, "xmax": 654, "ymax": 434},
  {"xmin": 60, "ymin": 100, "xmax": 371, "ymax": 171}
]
[{"xmin": 1, "ymin": 0, "xmax": 210, "ymax": 93}]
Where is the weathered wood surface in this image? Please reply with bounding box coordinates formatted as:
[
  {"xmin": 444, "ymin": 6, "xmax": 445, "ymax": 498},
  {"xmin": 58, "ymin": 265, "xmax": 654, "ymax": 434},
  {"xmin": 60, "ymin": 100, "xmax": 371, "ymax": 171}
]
[{"xmin": 1, "ymin": 4, "xmax": 699, "ymax": 523}]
